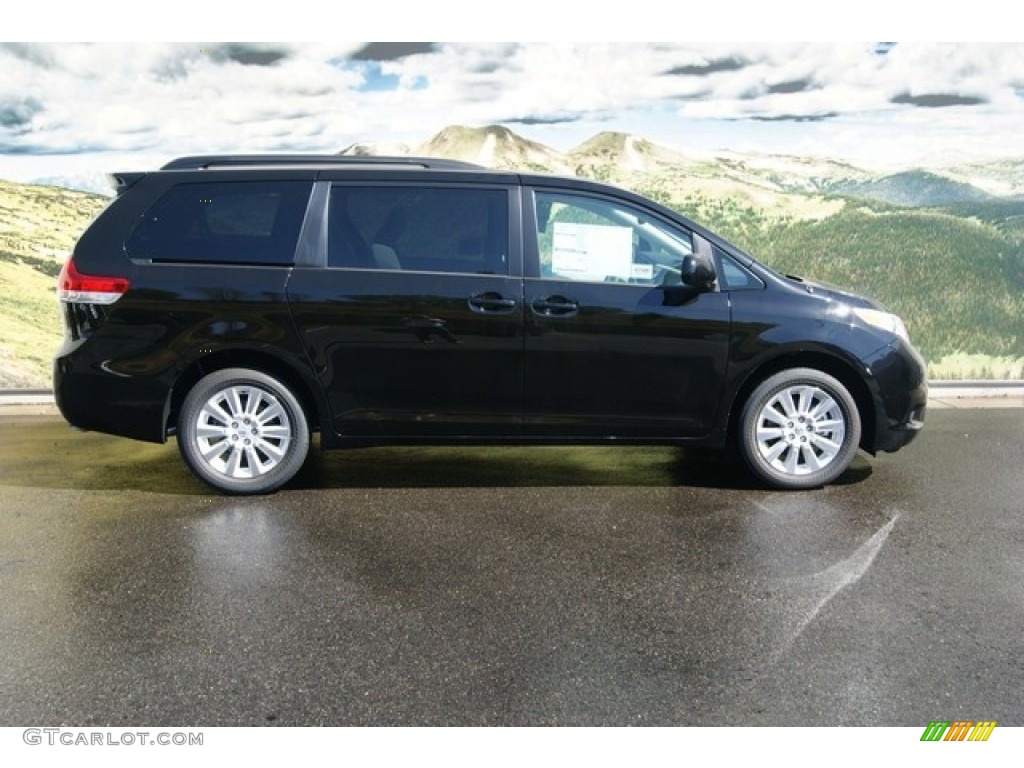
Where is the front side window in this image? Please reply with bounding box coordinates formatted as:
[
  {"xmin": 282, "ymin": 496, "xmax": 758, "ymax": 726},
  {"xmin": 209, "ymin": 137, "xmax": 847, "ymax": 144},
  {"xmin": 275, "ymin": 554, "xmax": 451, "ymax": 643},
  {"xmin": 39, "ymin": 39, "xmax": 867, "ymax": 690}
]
[
  {"xmin": 328, "ymin": 186, "xmax": 509, "ymax": 275},
  {"xmin": 533, "ymin": 191, "xmax": 693, "ymax": 285},
  {"xmin": 126, "ymin": 181, "xmax": 312, "ymax": 264}
]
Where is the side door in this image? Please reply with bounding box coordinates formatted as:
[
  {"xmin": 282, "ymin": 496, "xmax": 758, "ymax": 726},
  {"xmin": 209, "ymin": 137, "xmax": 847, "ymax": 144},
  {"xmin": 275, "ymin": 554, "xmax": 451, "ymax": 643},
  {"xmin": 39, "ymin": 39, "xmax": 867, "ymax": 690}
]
[
  {"xmin": 286, "ymin": 179, "xmax": 523, "ymax": 438},
  {"xmin": 523, "ymin": 187, "xmax": 731, "ymax": 438}
]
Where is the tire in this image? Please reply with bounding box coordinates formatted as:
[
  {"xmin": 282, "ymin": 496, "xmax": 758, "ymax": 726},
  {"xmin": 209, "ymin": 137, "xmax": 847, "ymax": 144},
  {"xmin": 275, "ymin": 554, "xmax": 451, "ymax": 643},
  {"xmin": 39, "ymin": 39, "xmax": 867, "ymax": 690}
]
[
  {"xmin": 177, "ymin": 368, "xmax": 310, "ymax": 495},
  {"xmin": 739, "ymin": 368, "xmax": 861, "ymax": 490}
]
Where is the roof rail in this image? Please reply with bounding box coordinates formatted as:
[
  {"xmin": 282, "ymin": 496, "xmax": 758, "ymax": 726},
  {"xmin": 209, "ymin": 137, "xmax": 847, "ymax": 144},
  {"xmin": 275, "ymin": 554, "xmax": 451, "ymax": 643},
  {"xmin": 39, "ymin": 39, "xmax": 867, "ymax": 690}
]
[{"xmin": 160, "ymin": 155, "xmax": 483, "ymax": 171}]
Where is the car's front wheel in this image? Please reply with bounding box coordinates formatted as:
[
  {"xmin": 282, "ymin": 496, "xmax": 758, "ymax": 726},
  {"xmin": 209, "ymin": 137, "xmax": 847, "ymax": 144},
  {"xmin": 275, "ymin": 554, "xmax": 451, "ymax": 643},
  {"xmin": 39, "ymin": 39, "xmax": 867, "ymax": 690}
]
[
  {"xmin": 178, "ymin": 368, "xmax": 309, "ymax": 495},
  {"xmin": 739, "ymin": 368, "xmax": 861, "ymax": 489}
]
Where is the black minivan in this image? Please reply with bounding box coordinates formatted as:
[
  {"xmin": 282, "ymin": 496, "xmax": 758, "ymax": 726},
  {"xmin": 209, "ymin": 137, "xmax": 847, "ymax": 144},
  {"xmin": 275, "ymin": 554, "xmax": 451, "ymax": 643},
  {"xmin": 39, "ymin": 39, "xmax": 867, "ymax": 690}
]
[{"xmin": 54, "ymin": 155, "xmax": 926, "ymax": 494}]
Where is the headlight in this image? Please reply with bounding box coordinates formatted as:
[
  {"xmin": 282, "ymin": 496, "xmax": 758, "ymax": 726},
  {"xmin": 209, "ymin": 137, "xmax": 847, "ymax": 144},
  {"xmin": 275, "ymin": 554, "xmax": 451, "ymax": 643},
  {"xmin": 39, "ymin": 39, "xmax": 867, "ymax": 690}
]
[{"xmin": 853, "ymin": 307, "xmax": 909, "ymax": 343}]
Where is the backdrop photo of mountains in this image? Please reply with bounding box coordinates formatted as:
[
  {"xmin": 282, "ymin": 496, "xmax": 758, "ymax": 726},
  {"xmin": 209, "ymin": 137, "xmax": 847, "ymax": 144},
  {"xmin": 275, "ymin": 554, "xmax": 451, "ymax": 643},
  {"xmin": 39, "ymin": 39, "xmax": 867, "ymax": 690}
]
[{"xmin": 1, "ymin": 123, "xmax": 1022, "ymax": 388}]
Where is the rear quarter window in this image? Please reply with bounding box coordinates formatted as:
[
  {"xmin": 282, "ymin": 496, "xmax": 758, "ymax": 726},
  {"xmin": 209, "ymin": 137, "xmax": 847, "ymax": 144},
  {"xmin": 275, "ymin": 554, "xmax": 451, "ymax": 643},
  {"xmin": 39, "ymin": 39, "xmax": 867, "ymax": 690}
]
[{"xmin": 126, "ymin": 181, "xmax": 312, "ymax": 265}]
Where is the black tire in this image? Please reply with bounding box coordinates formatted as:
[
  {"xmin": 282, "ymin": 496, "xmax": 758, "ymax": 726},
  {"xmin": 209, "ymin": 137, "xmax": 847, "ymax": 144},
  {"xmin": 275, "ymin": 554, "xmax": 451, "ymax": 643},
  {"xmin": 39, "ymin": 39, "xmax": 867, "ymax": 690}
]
[
  {"xmin": 739, "ymin": 368, "xmax": 861, "ymax": 490},
  {"xmin": 177, "ymin": 368, "xmax": 309, "ymax": 495}
]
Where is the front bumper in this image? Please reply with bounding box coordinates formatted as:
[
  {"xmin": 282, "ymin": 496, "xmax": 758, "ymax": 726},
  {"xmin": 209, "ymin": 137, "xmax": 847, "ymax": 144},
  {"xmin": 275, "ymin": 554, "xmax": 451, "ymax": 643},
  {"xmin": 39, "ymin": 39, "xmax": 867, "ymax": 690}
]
[{"xmin": 862, "ymin": 338, "xmax": 928, "ymax": 454}]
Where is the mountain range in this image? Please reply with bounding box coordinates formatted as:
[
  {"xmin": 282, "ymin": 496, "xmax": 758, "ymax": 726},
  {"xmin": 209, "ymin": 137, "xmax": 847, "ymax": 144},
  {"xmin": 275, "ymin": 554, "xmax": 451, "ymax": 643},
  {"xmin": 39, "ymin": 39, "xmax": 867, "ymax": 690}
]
[{"xmin": 343, "ymin": 124, "xmax": 1024, "ymax": 208}]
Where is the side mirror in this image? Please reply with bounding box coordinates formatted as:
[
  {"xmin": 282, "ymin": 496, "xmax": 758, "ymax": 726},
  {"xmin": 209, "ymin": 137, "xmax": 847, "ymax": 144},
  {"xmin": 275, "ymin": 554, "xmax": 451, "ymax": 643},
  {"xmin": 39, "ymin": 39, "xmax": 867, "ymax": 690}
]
[{"xmin": 680, "ymin": 254, "xmax": 716, "ymax": 290}]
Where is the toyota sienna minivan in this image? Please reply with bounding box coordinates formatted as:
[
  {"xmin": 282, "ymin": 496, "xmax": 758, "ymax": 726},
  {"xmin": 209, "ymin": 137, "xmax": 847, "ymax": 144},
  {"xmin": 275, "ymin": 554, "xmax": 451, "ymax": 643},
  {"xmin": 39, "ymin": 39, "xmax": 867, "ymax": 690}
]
[{"xmin": 54, "ymin": 154, "xmax": 927, "ymax": 494}]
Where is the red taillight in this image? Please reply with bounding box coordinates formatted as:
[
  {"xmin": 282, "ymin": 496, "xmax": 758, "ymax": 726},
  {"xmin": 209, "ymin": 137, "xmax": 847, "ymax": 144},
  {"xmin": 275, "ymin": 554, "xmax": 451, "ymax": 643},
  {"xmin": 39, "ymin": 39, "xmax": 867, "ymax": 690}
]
[{"xmin": 57, "ymin": 258, "xmax": 129, "ymax": 304}]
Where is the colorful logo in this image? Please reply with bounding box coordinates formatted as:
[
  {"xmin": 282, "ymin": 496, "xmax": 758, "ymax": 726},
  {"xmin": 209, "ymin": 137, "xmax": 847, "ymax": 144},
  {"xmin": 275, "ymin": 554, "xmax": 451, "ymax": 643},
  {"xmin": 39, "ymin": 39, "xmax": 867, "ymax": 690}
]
[{"xmin": 920, "ymin": 721, "xmax": 996, "ymax": 742}]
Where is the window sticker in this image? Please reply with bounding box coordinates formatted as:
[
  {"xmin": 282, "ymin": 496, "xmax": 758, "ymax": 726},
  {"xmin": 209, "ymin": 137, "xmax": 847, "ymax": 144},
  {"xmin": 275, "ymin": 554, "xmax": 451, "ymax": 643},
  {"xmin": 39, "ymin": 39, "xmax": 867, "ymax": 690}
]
[
  {"xmin": 551, "ymin": 222, "xmax": 633, "ymax": 282},
  {"xmin": 630, "ymin": 263, "xmax": 654, "ymax": 280}
]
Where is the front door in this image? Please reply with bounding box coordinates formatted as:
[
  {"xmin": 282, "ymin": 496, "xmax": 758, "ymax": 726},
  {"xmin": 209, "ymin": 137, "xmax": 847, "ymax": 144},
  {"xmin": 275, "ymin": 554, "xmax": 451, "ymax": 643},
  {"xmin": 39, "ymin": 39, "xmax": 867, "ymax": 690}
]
[{"xmin": 522, "ymin": 188, "xmax": 731, "ymax": 438}]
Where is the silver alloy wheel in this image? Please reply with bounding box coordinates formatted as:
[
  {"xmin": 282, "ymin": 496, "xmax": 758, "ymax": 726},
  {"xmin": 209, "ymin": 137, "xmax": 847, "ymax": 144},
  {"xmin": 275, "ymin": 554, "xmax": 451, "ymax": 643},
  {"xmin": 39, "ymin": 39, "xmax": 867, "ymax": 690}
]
[
  {"xmin": 194, "ymin": 385, "xmax": 292, "ymax": 479},
  {"xmin": 753, "ymin": 384, "xmax": 847, "ymax": 477}
]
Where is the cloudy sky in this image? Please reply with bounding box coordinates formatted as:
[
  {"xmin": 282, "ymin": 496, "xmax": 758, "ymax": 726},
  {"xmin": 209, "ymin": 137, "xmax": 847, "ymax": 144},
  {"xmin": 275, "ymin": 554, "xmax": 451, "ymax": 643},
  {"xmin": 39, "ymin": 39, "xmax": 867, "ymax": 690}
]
[{"xmin": 2, "ymin": 41, "xmax": 1024, "ymax": 191}]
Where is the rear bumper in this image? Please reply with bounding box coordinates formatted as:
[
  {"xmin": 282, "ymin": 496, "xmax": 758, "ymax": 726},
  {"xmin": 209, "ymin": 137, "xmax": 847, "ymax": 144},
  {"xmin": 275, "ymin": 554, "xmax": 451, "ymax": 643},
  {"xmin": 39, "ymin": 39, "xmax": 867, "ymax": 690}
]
[{"xmin": 54, "ymin": 343, "xmax": 171, "ymax": 444}]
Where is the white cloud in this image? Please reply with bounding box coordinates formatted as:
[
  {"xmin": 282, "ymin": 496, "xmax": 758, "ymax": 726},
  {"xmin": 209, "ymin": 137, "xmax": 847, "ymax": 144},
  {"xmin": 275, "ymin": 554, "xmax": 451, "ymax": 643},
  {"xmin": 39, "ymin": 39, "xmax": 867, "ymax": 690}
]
[
  {"xmin": 0, "ymin": 43, "xmax": 369, "ymax": 155},
  {"xmin": 2, "ymin": 42, "xmax": 1024, "ymax": 183}
]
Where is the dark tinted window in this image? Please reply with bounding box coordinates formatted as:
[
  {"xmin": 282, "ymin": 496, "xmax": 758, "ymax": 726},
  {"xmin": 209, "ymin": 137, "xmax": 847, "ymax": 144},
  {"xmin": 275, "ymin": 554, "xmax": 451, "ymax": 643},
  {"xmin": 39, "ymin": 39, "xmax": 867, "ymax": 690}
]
[
  {"xmin": 126, "ymin": 181, "xmax": 312, "ymax": 264},
  {"xmin": 328, "ymin": 186, "xmax": 509, "ymax": 275}
]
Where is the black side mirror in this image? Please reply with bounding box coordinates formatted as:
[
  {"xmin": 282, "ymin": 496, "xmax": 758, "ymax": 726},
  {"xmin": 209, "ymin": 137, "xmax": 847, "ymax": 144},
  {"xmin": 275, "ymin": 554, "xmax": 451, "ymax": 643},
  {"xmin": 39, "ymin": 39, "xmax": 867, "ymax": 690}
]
[{"xmin": 680, "ymin": 254, "xmax": 716, "ymax": 290}]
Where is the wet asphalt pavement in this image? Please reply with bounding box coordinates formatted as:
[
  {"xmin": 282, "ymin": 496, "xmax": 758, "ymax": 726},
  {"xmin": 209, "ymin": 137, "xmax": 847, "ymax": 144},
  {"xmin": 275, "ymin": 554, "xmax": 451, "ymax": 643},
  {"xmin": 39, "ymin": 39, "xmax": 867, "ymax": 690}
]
[{"xmin": 0, "ymin": 409, "xmax": 1021, "ymax": 726}]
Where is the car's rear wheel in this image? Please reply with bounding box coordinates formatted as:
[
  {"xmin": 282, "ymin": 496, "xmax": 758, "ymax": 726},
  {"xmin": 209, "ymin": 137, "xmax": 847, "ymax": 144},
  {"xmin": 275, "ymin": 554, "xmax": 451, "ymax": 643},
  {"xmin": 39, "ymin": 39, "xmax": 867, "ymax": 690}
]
[
  {"xmin": 739, "ymin": 368, "xmax": 861, "ymax": 489},
  {"xmin": 178, "ymin": 368, "xmax": 309, "ymax": 495}
]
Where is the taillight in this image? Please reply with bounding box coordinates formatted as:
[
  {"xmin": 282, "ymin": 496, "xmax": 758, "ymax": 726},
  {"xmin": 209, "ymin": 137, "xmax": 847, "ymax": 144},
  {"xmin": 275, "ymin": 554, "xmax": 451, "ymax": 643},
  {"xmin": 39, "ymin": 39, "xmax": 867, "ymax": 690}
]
[{"xmin": 57, "ymin": 258, "xmax": 129, "ymax": 304}]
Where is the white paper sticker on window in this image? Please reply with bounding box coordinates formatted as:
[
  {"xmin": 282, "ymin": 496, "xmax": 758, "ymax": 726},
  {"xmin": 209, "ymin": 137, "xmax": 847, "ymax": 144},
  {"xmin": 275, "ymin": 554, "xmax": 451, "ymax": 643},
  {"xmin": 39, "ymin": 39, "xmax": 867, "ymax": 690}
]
[
  {"xmin": 630, "ymin": 263, "xmax": 654, "ymax": 280},
  {"xmin": 551, "ymin": 222, "xmax": 633, "ymax": 282}
]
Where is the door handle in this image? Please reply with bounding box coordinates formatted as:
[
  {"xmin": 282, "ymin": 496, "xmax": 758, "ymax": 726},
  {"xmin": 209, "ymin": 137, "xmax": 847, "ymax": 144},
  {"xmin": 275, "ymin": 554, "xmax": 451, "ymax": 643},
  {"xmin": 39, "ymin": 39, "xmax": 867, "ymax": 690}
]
[
  {"xmin": 531, "ymin": 296, "xmax": 579, "ymax": 316},
  {"xmin": 468, "ymin": 292, "xmax": 518, "ymax": 313}
]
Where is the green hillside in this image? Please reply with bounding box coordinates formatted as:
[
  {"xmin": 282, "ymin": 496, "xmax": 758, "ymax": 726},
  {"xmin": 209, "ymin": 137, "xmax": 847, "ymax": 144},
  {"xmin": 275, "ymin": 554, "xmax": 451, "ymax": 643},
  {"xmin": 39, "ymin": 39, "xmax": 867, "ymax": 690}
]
[
  {"xmin": 753, "ymin": 205, "xmax": 1022, "ymax": 361},
  {"xmin": 0, "ymin": 180, "xmax": 108, "ymax": 387},
  {"xmin": 829, "ymin": 171, "xmax": 993, "ymax": 207}
]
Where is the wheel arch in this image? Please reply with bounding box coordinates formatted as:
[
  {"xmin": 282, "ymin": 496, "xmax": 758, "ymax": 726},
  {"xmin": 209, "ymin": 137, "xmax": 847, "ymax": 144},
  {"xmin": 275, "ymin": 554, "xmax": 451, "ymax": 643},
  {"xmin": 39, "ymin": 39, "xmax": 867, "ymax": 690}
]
[
  {"xmin": 726, "ymin": 350, "xmax": 877, "ymax": 453},
  {"xmin": 166, "ymin": 349, "xmax": 326, "ymax": 438}
]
